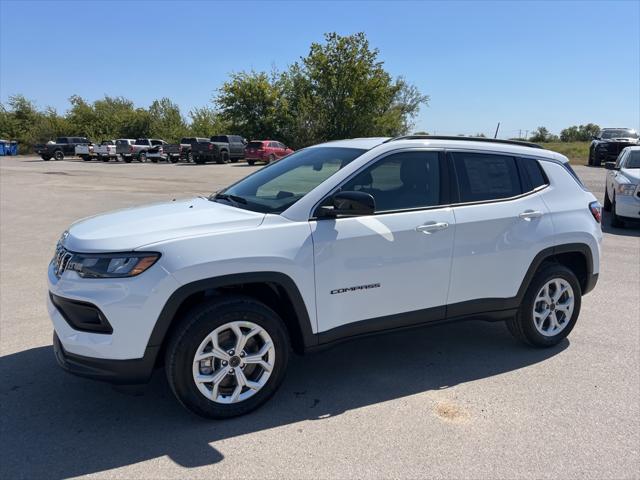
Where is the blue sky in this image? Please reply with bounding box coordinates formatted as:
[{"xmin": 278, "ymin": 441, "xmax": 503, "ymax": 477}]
[{"xmin": 1, "ymin": 0, "xmax": 638, "ymax": 138}]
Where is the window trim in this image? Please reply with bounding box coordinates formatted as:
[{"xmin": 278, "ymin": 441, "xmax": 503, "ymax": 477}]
[{"xmin": 311, "ymin": 148, "xmax": 451, "ymax": 220}]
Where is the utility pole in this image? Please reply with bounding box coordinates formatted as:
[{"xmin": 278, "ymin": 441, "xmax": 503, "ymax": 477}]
[
  {"xmin": 525, "ymin": 130, "xmax": 529, "ymax": 140},
  {"xmin": 519, "ymin": 129, "xmax": 522, "ymax": 139},
  {"xmin": 494, "ymin": 122, "xmax": 500, "ymax": 139}
]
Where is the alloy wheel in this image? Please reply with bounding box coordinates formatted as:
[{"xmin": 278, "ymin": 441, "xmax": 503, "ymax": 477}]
[
  {"xmin": 532, "ymin": 278, "xmax": 574, "ymax": 337},
  {"xmin": 192, "ymin": 321, "xmax": 275, "ymax": 404}
]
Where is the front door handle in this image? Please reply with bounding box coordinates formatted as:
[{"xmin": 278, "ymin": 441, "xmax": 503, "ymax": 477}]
[
  {"xmin": 518, "ymin": 210, "xmax": 543, "ymax": 220},
  {"xmin": 416, "ymin": 221, "xmax": 449, "ymax": 234}
]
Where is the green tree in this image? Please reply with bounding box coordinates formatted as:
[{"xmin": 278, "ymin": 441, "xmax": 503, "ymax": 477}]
[
  {"xmin": 148, "ymin": 98, "xmax": 187, "ymax": 142},
  {"xmin": 215, "ymin": 71, "xmax": 281, "ymax": 140},
  {"xmin": 188, "ymin": 106, "xmax": 228, "ymax": 137},
  {"xmin": 560, "ymin": 123, "xmax": 600, "ymax": 142},
  {"xmin": 288, "ymin": 32, "xmax": 428, "ymax": 144},
  {"xmin": 530, "ymin": 126, "xmax": 551, "ymax": 142}
]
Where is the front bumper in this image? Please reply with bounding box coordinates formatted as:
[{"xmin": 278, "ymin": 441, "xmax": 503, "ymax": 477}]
[
  {"xmin": 614, "ymin": 193, "xmax": 640, "ymax": 219},
  {"xmin": 53, "ymin": 332, "xmax": 158, "ymax": 384}
]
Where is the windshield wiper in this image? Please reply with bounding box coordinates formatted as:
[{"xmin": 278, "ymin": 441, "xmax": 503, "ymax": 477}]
[{"xmin": 211, "ymin": 192, "xmax": 248, "ymax": 205}]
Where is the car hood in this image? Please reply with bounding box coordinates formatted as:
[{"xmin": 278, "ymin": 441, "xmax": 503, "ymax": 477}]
[
  {"xmin": 64, "ymin": 197, "xmax": 265, "ymax": 252},
  {"xmin": 621, "ymin": 168, "xmax": 640, "ymax": 183},
  {"xmin": 602, "ymin": 138, "xmax": 639, "ymax": 143}
]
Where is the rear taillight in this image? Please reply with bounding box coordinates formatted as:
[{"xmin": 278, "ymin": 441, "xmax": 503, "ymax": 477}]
[{"xmin": 589, "ymin": 201, "xmax": 602, "ymax": 223}]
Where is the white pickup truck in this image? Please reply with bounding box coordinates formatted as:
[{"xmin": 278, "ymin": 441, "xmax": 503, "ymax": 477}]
[
  {"xmin": 94, "ymin": 141, "xmax": 118, "ymax": 162},
  {"xmin": 74, "ymin": 144, "xmax": 94, "ymax": 162}
]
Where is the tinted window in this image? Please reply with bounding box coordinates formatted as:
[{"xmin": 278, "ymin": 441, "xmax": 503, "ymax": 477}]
[
  {"xmin": 247, "ymin": 141, "xmax": 264, "ymax": 148},
  {"xmin": 135, "ymin": 139, "xmax": 148, "ymax": 145},
  {"xmin": 453, "ymin": 152, "xmax": 522, "ymax": 202},
  {"xmin": 342, "ymin": 151, "xmax": 441, "ymax": 212},
  {"xmin": 521, "ymin": 158, "xmax": 548, "ymax": 189},
  {"xmin": 626, "ymin": 150, "xmax": 640, "ymax": 169},
  {"xmin": 151, "ymin": 140, "xmax": 164, "ymax": 145},
  {"xmin": 211, "ymin": 136, "xmax": 229, "ymax": 143},
  {"xmin": 56, "ymin": 138, "xmax": 68, "ymax": 144}
]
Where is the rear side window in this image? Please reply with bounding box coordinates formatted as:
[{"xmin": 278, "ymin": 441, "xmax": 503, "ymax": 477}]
[
  {"xmin": 452, "ymin": 152, "xmax": 522, "ymax": 202},
  {"xmin": 135, "ymin": 139, "xmax": 148, "ymax": 145},
  {"xmin": 247, "ymin": 141, "xmax": 264, "ymax": 148},
  {"xmin": 211, "ymin": 136, "xmax": 229, "ymax": 142},
  {"xmin": 518, "ymin": 158, "xmax": 548, "ymax": 190}
]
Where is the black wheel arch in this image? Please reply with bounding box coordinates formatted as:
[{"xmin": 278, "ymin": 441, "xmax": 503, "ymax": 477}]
[
  {"xmin": 148, "ymin": 272, "xmax": 317, "ymax": 367},
  {"xmin": 517, "ymin": 243, "xmax": 596, "ymax": 300}
]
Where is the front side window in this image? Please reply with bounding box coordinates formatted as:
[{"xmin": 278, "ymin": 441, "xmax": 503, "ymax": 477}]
[
  {"xmin": 341, "ymin": 151, "xmax": 441, "ymax": 212},
  {"xmin": 217, "ymin": 147, "xmax": 366, "ymax": 213},
  {"xmin": 625, "ymin": 150, "xmax": 640, "ymax": 169},
  {"xmin": 453, "ymin": 152, "xmax": 522, "ymax": 202}
]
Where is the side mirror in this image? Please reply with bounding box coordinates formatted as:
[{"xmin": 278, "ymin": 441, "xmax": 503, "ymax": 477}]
[
  {"xmin": 317, "ymin": 191, "xmax": 375, "ymax": 217},
  {"xmin": 604, "ymin": 162, "xmax": 618, "ymax": 170}
]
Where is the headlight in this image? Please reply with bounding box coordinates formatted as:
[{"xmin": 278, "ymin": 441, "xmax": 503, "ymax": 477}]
[
  {"xmin": 616, "ymin": 184, "xmax": 637, "ymax": 196},
  {"xmin": 66, "ymin": 252, "xmax": 160, "ymax": 278}
]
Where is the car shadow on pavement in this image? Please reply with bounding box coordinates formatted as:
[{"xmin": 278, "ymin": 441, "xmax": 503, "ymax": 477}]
[
  {"xmin": 601, "ymin": 211, "xmax": 640, "ymax": 237},
  {"xmin": 0, "ymin": 320, "xmax": 567, "ymax": 479}
]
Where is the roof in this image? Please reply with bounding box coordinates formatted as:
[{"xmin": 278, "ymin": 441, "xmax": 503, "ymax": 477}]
[{"xmin": 312, "ymin": 136, "xmax": 568, "ymax": 162}]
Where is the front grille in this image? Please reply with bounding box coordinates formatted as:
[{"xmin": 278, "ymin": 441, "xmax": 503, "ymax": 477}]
[{"xmin": 53, "ymin": 244, "xmax": 73, "ymax": 278}]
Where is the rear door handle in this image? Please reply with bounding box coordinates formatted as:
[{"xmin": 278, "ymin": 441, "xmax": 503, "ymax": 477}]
[
  {"xmin": 416, "ymin": 221, "xmax": 449, "ymax": 234},
  {"xmin": 518, "ymin": 210, "xmax": 543, "ymax": 220}
]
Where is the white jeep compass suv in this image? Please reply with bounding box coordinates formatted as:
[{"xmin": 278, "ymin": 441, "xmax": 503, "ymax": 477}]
[{"xmin": 48, "ymin": 136, "xmax": 602, "ymax": 418}]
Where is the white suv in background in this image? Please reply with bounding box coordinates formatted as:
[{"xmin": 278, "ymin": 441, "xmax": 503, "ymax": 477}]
[
  {"xmin": 604, "ymin": 146, "xmax": 640, "ymax": 227},
  {"xmin": 48, "ymin": 136, "xmax": 602, "ymax": 418}
]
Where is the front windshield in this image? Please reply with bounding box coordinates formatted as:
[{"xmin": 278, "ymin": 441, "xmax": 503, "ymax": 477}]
[
  {"xmin": 213, "ymin": 147, "xmax": 366, "ymax": 213},
  {"xmin": 601, "ymin": 129, "xmax": 639, "ymax": 139},
  {"xmin": 627, "ymin": 151, "xmax": 640, "ymax": 169}
]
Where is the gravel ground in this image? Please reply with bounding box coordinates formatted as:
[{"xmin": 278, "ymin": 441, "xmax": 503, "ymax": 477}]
[{"xmin": 1, "ymin": 156, "xmax": 638, "ymax": 480}]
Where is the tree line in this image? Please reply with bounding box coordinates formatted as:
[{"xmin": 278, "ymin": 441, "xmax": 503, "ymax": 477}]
[{"xmin": 0, "ymin": 32, "xmax": 428, "ymax": 153}]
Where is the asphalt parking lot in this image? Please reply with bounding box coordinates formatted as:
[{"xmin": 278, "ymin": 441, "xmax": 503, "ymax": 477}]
[{"xmin": 1, "ymin": 156, "xmax": 638, "ymax": 480}]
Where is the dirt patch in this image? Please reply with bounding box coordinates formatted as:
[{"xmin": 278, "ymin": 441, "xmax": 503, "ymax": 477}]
[{"xmin": 434, "ymin": 401, "xmax": 470, "ymax": 423}]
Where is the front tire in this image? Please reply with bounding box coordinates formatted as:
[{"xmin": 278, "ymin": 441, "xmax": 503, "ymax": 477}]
[
  {"xmin": 54, "ymin": 150, "xmax": 64, "ymax": 161},
  {"xmin": 165, "ymin": 296, "xmax": 290, "ymax": 419},
  {"xmin": 611, "ymin": 194, "xmax": 624, "ymax": 228},
  {"xmin": 603, "ymin": 186, "xmax": 612, "ymax": 211},
  {"xmin": 507, "ymin": 264, "xmax": 581, "ymax": 347}
]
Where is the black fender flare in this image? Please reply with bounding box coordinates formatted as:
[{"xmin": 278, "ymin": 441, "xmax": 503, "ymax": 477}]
[{"xmin": 146, "ymin": 272, "xmax": 317, "ymax": 353}]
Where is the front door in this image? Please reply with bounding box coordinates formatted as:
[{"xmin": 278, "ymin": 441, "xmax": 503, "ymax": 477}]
[{"xmin": 311, "ymin": 150, "xmax": 455, "ymax": 339}]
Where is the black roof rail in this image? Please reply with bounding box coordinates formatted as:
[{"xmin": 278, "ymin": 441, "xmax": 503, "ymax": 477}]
[{"xmin": 383, "ymin": 135, "xmax": 545, "ymax": 149}]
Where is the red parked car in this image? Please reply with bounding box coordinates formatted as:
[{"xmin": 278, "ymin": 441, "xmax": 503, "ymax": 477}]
[{"xmin": 245, "ymin": 140, "xmax": 294, "ymax": 165}]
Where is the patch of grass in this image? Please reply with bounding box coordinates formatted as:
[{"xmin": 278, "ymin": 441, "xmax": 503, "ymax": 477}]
[{"xmin": 539, "ymin": 142, "xmax": 590, "ymax": 166}]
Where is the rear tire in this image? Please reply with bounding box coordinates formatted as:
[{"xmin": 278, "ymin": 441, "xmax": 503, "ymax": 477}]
[
  {"xmin": 217, "ymin": 151, "xmax": 229, "ymax": 164},
  {"xmin": 54, "ymin": 150, "xmax": 64, "ymax": 161},
  {"xmin": 41, "ymin": 155, "xmax": 51, "ymax": 161},
  {"xmin": 247, "ymin": 160, "xmax": 256, "ymax": 166},
  {"xmin": 507, "ymin": 264, "xmax": 581, "ymax": 348},
  {"xmin": 165, "ymin": 296, "xmax": 290, "ymax": 419},
  {"xmin": 268, "ymin": 154, "xmax": 275, "ymax": 164},
  {"xmin": 123, "ymin": 155, "xmax": 132, "ymax": 163}
]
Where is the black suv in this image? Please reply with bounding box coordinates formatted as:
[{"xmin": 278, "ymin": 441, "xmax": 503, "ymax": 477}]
[{"xmin": 589, "ymin": 128, "xmax": 639, "ymax": 166}]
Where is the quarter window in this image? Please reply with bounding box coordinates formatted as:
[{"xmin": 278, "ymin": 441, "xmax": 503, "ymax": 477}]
[
  {"xmin": 520, "ymin": 158, "xmax": 548, "ymax": 190},
  {"xmin": 453, "ymin": 152, "xmax": 522, "ymax": 202},
  {"xmin": 341, "ymin": 151, "xmax": 441, "ymax": 212}
]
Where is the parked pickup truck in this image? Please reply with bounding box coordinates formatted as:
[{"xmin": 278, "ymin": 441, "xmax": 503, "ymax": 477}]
[
  {"xmin": 94, "ymin": 140, "xmax": 118, "ymax": 162},
  {"xmin": 116, "ymin": 139, "xmax": 136, "ymax": 162},
  {"xmin": 35, "ymin": 137, "xmax": 91, "ymax": 161},
  {"xmin": 75, "ymin": 143, "xmax": 94, "ymax": 161},
  {"xmin": 191, "ymin": 135, "xmax": 246, "ymax": 164},
  {"xmin": 130, "ymin": 138, "xmax": 166, "ymax": 162},
  {"xmin": 158, "ymin": 137, "xmax": 210, "ymax": 163}
]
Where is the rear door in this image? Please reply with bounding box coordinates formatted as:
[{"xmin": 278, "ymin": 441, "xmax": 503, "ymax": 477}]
[
  {"xmin": 311, "ymin": 149, "xmax": 455, "ymax": 338},
  {"xmin": 446, "ymin": 151, "xmax": 554, "ymax": 315}
]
